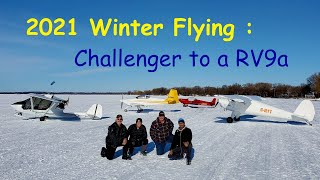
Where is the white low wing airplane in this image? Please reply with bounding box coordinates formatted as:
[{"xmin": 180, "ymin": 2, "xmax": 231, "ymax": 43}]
[
  {"xmin": 120, "ymin": 89, "xmax": 179, "ymax": 112},
  {"xmin": 11, "ymin": 94, "xmax": 103, "ymax": 121},
  {"xmin": 216, "ymin": 95, "xmax": 315, "ymax": 125}
]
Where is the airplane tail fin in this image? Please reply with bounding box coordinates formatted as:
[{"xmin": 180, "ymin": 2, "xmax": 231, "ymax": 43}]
[
  {"xmin": 212, "ymin": 98, "xmax": 218, "ymax": 107},
  {"xmin": 86, "ymin": 104, "xmax": 103, "ymax": 119},
  {"xmin": 292, "ymin": 100, "xmax": 315, "ymax": 125},
  {"xmin": 165, "ymin": 89, "xmax": 179, "ymax": 104}
]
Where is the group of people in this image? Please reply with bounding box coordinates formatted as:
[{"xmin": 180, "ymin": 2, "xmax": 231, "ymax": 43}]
[{"xmin": 100, "ymin": 111, "xmax": 193, "ymax": 165}]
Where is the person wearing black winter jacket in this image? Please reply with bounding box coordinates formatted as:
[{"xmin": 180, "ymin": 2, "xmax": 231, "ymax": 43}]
[
  {"xmin": 102, "ymin": 114, "xmax": 129, "ymax": 160},
  {"xmin": 168, "ymin": 118, "xmax": 193, "ymax": 165},
  {"xmin": 123, "ymin": 118, "xmax": 148, "ymax": 158}
]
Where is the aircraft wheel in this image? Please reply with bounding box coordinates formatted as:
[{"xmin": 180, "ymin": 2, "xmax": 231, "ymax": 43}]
[
  {"xmin": 124, "ymin": 109, "xmax": 128, "ymax": 112},
  {"xmin": 137, "ymin": 109, "xmax": 143, "ymax": 113},
  {"xmin": 40, "ymin": 116, "xmax": 46, "ymax": 121},
  {"xmin": 227, "ymin": 117, "xmax": 233, "ymax": 123},
  {"xmin": 183, "ymin": 104, "xmax": 188, "ymax": 107},
  {"xmin": 234, "ymin": 117, "xmax": 240, "ymax": 121}
]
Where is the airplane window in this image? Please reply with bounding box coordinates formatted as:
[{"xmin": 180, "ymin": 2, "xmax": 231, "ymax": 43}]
[
  {"xmin": 21, "ymin": 99, "xmax": 31, "ymax": 110},
  {"xmin": 38, "ymin": 100, "xmax": 52, "ymax": 110},
  {"xmin": 32, "ymin": 97, "xmax": 52, "ymax": 110}
]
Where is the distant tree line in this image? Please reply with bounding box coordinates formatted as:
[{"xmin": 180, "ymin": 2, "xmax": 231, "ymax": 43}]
[{"xmin": 129, "ymin": 73, "xmax": 320, "ymax": 98}]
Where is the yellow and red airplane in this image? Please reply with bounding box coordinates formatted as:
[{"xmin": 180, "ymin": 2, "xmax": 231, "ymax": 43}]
[{"xmin": 120, "ymin": 89, "xmax": 179, "ymax": 112}]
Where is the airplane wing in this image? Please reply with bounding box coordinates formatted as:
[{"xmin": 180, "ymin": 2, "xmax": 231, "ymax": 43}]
[
  {"xmin": 215, "ymin": 95, "xmax": 263, "ymax": 103},
  {"xmin": 121, "ymin": 98, "xmax": 168, "ymax": 106},
  {"xmin": 28, "ymin": 93, "xmax": 66, "ymax": 103},
  {"xmin": 214, "ymin": 95, "xmax": 253, "ymax": 115}
]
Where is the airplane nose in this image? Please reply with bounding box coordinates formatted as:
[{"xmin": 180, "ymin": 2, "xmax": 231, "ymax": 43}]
[{"xmin": 11, "ymin": 104, "xmax": 22, "ymax": 111}]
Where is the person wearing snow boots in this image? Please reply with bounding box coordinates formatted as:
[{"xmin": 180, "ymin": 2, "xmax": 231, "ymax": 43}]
[
  {"xmin": 123, "ymin": 118, "xmax": 149, "ymax": 158},
  {"xmin": 168, "ymin": 118, "xmax": 193, "ymax": 165},
  {"xmin": 101, "ymin": 114, "xmax": 130, "ymax": 160},
  {"xmin": 150, "ymin": 111, "xmax": 174, "ymax": 155}
]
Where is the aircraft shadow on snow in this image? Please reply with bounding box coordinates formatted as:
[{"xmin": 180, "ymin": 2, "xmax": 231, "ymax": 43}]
[
  {"xmin": 215, "ymin": 115, "xmax": 307, "ymax": 126},
  {"xmin": 114, "ymin": 142, "xmax": 156, "ymax": 158},
  {"xmin": 126, "ymin": 109, "xmax": 181, "ymax": 114},
  {"xmin": 48, "ymin": 116, "xmax": 110, "ymax": 122}
]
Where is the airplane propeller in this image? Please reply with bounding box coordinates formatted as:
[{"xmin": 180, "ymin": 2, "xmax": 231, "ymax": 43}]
[{"xmin": 66, "ymin": 97, "xmax": 70, "ymax": 106}]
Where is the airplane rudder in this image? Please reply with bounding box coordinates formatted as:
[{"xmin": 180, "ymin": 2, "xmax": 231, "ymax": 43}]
[{"xmin": 294, "ymin": 100, "xmax": 315, "ymax": 122}]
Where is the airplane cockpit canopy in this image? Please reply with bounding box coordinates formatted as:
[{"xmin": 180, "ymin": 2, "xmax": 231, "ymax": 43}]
[
  {"xmin": 136, "ymin": 95, "xmax": 150, "ymax": 99},
  {"xmin": 13, "ymin": 99, "xmax": 32, "ymax": 110},
  {"xmin": 12, "ymin": 97, "xmax": 52, "ymax": 110},
  {"xmin": 32, "ymin": 97, "xmax": 52, "ymax": 110}
]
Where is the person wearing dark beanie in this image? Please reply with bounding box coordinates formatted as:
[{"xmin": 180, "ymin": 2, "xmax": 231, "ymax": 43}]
[
  {"xmin": 150, "ymin": 111, "xmax": 174, "ymax": 155},
  {"xmin": 123, "ymin": 118, "xmax": 149, "ymax": 158},
  {"xmin": 168, "ymin": 118, "xmax": 193, "ymax": 165}
]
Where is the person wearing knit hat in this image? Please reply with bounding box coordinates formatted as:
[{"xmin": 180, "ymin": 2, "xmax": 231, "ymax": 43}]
[
  {"xmin": 159, "ymin": 111, "xmax": 165, "ymax": 117},
  {"xmin": 123, "ymin": 118, "xmax": 149, "ymax": 158},
  {"xmin": 178, "ymin": 118, "xmax": 185, "ymax": 123},
  {"xmin": 150, "ymin": 111, "xmax": 174, "ymax": 155},
  {"xmin": 168, "ymin": 118, "xmax": 193, "ymax": 165},
  {"xmin": 102, "ymin": 114, "xmax": 129, "ymax": 160}
]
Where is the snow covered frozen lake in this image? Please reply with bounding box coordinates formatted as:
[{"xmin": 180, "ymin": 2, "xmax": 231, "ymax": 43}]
[{"xmin": 1, "ymin": 94, "xmax": 320, "ymax": 179}]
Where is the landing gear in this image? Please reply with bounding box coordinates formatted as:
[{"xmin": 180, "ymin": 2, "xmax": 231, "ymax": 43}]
[
  {"xmin": 183, "ymin": 104, "xmax": 188, "ymax": 107},
  {"xmin": 137, "ymin": 109, "xmax": 143, "ymax": 113},
  {"xmin": 124, "ymin": 109, "xmax": 128, "ymax": 112},
  {"xmin": 227, "ymin": 116, "xmax": 240, "ymax": 123},
  {"xmin": 40, "ymin": 116, "xmax": 47, "ymax": 121},
  {"xmin": 227, "ymin": 117, "xmax": 233, "ymax": 123}
]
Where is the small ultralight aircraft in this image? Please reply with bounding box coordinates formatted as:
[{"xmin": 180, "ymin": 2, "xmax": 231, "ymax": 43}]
[
  {"xmin": 11, "ymin": 94, "xmax": 103, "ymax": 121},
  {"xmin": 216, "ymin": 95, "xmax": 315, "ymax": 125},
  {"xmin": 120, "ymin": 89, "xmax": 179, "ymax": 112},
  {"xmin": 179, "ymin": 97, "xmax": 218, "ymax": 108}
]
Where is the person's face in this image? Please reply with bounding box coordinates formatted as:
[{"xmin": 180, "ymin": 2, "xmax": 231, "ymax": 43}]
[
  {"xmin": 116, "ymin": 116, "xmax": 123, "ymax": 126},
  {"xmin": 136, "ymin": 121, "xmax": 142, "ymax": 128},
  {"xmin": 159, "ymin": 116, "xmax": 165, "ymax": 123},
  {"xmin": 179, "ymin": 122, "xmax": 185, "ymax": 129}
]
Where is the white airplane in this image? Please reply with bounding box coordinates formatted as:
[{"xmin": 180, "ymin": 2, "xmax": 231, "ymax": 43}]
[
  {"xmin": 120, "ymin": 89, "xmax": 179, "ymax": 112},
  {"xmin": 11, "ymin": 94, "xmax": 103, "ymax": 121},
  {"xmin": 216, "ymin": 95, "xmax": 315, "ymax": 125}
]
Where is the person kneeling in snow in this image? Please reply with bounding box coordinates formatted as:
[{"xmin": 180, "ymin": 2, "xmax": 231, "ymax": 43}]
[
  {"xmin": 123, "ymin": 118, "xmax": 148, "ymax": 158},
  {"xmin": 101, "ymin": 114, "xmax": 129, "ymax": 160},
  {"xmin": 168, "ymin": 118, "xmax": 193, "ymax": 165},
  {"xmin": 150, "ymin": 111, "xmax": 174, "ymax": 155}
]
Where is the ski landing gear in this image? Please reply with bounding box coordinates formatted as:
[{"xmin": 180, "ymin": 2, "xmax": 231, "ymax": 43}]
[
  {"xmin": 123, "ymin": 106, "xmax": 144, "ymax": 113},
  {"xmin": 137, "ymin": 105, "xmax": 143, "ymax": 113}
]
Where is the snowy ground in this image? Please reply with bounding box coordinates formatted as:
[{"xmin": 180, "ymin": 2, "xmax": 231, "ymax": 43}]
[{"xmin": 0, "ymin": 94, "xmax": 320, "ymax": 180}]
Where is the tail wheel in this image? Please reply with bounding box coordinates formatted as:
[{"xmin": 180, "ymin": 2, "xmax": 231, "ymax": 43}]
[
  {"xmin": 124, "ymin": 109, "xmax": 128, "ymax": 112},
  {"xmin": 227, "ymin": 117, "xmax": 233, "ymax": 123}
]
